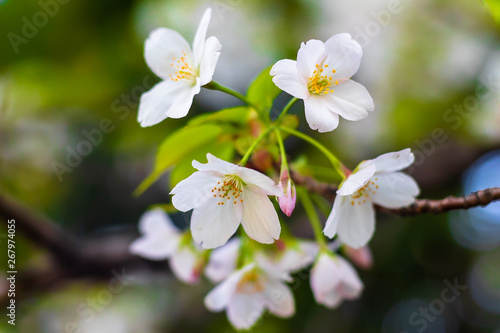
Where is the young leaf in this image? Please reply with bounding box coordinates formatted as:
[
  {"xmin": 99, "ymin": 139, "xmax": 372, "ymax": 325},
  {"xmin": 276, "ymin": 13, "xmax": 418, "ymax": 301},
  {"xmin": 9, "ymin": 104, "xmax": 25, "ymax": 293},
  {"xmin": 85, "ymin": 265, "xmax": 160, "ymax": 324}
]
[
  {"xmin": 246, "ymin": 66, "xmax": 282, "ymax": 113},
  {"xmin": 134, "ymin": 124, "xmax": 223, "ymax": 196},
  {"xmin": 188, "ymin": 106, "xmax": 250, "ymax": 127}
]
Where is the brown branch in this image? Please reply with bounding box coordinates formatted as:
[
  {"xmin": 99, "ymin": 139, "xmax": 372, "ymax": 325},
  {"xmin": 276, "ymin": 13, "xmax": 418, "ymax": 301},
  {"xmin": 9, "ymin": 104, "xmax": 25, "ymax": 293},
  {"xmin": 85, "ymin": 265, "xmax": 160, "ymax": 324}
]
[
  {"xmin": 290, "ymin": 171, "xmax": 500, "ymax": 216},
  {"xmin": 0, "ymin": 193, "xmax": 148, "ymax": 279},
  {"xmin": 378, "ymin": 187, "xmax": 500, "ymax": 216}
]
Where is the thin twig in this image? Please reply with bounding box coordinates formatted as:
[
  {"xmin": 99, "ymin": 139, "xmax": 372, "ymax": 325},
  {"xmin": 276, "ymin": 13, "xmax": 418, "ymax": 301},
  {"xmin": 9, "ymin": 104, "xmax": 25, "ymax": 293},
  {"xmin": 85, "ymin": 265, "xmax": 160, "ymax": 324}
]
[{"xmin": 290, "ymin": 171, "xmax": 500, "ymax": 216}]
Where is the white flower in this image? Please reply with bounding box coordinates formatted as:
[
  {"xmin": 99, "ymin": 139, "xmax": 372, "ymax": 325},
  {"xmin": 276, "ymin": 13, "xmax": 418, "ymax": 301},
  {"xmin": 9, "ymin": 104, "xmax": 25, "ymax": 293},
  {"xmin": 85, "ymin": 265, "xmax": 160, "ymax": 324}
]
[
  {"xmin": 170, "ymin": 153, "xmax": 283, "ymax": 249},
  {"xmin": 204, "ymin": 263, "xmax": 295, "ymax": 330},
  {"xmin": 137, "ymin": 8, "xmax": 222, "ymax": 127},
  {"xmin": 129, "ymin": 209, "xmax": 204, "ymax": 284},
  {"xmin": 323, "ymin": 148, "xmax": 420, "ymax": 248},
  {"xmin": 205, "ymin": 237, "xmax": 241, "ymax": 283},
  {"xmin": 310, "ymin": 253, "xmax": 363, "ymax": 309},
  {"xmin": 270, "ymin": 33, "xmax": 374, "ymax": 133}
]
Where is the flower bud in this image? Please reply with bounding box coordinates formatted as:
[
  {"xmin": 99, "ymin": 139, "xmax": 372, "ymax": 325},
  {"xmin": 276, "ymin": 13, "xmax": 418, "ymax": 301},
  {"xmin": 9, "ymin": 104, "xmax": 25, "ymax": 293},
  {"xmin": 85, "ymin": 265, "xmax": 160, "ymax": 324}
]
[
  {"xmin": 278, "ymin": 171, "xmax": 296, "ymax": 216},
  {"xmin": 343, "ymin": 245, "xmax": 373, "ymax": 270}
]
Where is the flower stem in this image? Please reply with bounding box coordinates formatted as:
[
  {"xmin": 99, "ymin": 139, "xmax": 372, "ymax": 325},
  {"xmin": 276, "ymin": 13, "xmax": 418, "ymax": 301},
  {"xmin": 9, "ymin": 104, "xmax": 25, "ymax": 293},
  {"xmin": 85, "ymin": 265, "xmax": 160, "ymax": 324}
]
[
  {"xmin": 275, "ymin": 129, "xmax": 289, "ymax": 172},
  {"xmin": 204, "ymin": 81, "xmax": 258, "ymax": 109},
  {"xmin": 279, "ymin": 126, "xmax": 347, "ymax": 179},
  {"xmin": 274, "ymin": 98, "xmax": 298, "ymax": 126},
  {"xmin": 239, "ymin": 127, "xmax": 273, "ymax": 166},
  {"xmin": 297, "ymin": 187, "xmax": 328, "ymax": 250}
]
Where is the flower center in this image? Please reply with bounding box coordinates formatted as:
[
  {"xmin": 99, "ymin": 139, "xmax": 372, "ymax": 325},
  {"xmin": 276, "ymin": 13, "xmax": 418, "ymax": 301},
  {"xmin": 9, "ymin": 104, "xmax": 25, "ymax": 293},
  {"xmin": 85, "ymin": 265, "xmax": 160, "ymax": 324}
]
[
  {"xmin": 308, "ymin": 64, "xmax": 338, "ymax": 95},
  {"xmin": 351, "ymin": 177, "xmax": 379, "ymax": 206},
  {"xmin": 211, "ymin": 175, "xmax": 244, "ymax": 206},
  {"xmin": 169, "ymin": 50, "xmax": 197, "ymax": 83},
  {"xmin": 236, "ymin": 271, "xmax": 266, "ymax": 294}
]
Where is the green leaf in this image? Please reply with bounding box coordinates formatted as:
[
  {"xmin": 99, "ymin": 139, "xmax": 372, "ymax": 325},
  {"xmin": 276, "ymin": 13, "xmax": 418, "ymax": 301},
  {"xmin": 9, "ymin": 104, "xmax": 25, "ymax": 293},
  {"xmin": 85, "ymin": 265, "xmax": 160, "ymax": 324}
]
[
  {"xmin": 246, "ymin": 66, "xmax": 282, "ymax": 113},
  {"xmin": 170, "ymin": 140, "xmax": 234, "ymax": 188},
  {"xmin": 134, "ymin": 124, "xmax": 223, "ymax": 196},
  {"xmin": 188, "ymin": 106, "xmax": 250, "ymax": 127}
]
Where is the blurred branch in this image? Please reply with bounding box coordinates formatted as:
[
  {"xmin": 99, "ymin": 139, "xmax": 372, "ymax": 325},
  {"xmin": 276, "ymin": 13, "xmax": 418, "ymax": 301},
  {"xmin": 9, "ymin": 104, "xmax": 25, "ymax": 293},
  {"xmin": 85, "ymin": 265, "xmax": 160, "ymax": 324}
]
[{"xmin": 0, "ymin": 193, "xmax": 145, "ymax": 279}]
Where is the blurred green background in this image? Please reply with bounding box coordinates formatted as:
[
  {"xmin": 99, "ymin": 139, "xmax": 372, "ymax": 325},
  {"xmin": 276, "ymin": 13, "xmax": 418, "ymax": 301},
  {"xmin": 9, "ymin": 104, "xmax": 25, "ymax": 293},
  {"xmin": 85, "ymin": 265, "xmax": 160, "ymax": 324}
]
[{"xmin": 1, "ymin": 0, "xmax": 500, "ymax": 332}]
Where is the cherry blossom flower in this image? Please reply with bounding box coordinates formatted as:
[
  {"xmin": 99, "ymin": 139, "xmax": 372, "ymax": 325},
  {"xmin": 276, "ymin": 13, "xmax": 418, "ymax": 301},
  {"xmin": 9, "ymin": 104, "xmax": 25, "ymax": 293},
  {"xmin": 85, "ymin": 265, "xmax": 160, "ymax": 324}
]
[
  {"xmin": 129, "ymin": 209, "xmax": 204, "ymax": 284},
  {"xmin": 170, "ymin": 153, "xmax": 283, "ymax": 249},
  {"xmin": 323, "ymin": 148, "xmax": 420, "ymax": 248},
  {"xmin": 204, "ymin": 263, "xmax": 295, "ymax": 330},
  {"xmin": 137, "ymin": 8, "xmax": 221, "ymax": 127},
  {"xmin": 310, "ymin": 253, "xmax": 363, "ymax": 309},
  {"xmin": 270, "ymin": 33, "xmax": 374, "ymax": 132}
]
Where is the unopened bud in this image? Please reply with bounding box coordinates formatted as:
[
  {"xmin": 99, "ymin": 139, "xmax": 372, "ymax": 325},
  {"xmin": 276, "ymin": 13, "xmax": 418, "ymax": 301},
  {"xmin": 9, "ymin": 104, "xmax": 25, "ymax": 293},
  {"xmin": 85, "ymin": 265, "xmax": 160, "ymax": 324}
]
[
  {"xmin": 278, "ymin": 171, "xmax": 296, "ymax": 216},
  {"xmin": 344, "ymin": 245, "xmax": 373, "ymax": 270}
]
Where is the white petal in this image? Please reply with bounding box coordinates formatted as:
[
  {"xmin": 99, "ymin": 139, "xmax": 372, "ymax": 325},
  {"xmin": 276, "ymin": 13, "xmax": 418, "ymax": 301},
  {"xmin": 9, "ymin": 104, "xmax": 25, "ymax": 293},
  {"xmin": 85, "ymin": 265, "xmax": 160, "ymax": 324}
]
[
  {"xmin": 192, "ymin": 153, "xmax": 240, "ymax": 174},
  {"xmin": 192, "ymin": 8, "xmax": 212, "ymax": 67},
  {"xmin": 321, "ymin": 289, "xmax": 343, "ymax": 309},
  {"xmin": 323, "ymin": 195, "xmax": 342, "ymax": 239},
  {"xmin": 264, "ymin": 280, "xmax": 295, "ymax": 318},
  {"xmin": 362, "ymin": 148, "xmax": 415, "ymax": 173},
  {"xmin": 335, "ymin": 197, "xmax": 376, "ymax": 249},
  {"xmin": 337, "ymin": 257, "xmax": 364, "ymax": 298},
  {"xmin": 236, "ymin": 168, "xmax": 282, "ymax": 196},
  {"xmin": 164, "ymin": 80, "xmax": 200, "ymax": 119},
  {"xmin": 138, "ymin": 209, "xmax": 178, "ymax": 236},
  {"xmin": 129, "ymin": 234, "xmax": 179, "ymax": 260},
  {"xmin": 326, "ymin": 80, "xmax": 374, "ymax": 121},
  {"xmin": 337, "ymin": 164, "xmax": 376, "ymax": 196},
  {"xmin": 323, "ymin": 33, "xmax": 362, "ymax": 79},
  {"xmin": 370, "ymin": 172, "xmax": 420, "ymax": 208},
  {"xmin": 170, "ymin": 246, "xmax": 201, "ymax": 284},
  {"xmin": 304, "ymin": 96, "xmax": 340, "ymax": 133},
  {"xmin": 227, "ymin": 292, "xmax": 265, "ymax": 330},
  {"xmin": 240, "ymin": 185, "xmax": 281, "ymax": 244},
  {"xmin": 270, "ymin": 59, "xmax": 309, "ymax": 99},
  {"xmin": 205, "ymin": 238, "xmax": 241, "ymax": 283},
  {"xmin": 296, "ymin": 39, "xmax": 326, "ymax": 82},
  {"xmin": 129, "ymin": 209, "xmax": 180, "ymax": 260},
  {"xmin": 145, "ymin": 28, "xmax": 192, "ymax": 80},
  {"xmin": 204, "ymin": 264, "xmax": 255, "ymax": 312},
  {"xmin": 191, "ymin": 197, "xmax": 243, "ymax": 249},
  {"xmin": 137, "ymin": 80, "xmax": 198, "ymax": 127},
  {"xmin": 199, "ymin": 36, "xmax": 222, "ymax": 85},
  {"xmin": 170, "ymin": 170, "xmax": 222, "ymax": 212}
]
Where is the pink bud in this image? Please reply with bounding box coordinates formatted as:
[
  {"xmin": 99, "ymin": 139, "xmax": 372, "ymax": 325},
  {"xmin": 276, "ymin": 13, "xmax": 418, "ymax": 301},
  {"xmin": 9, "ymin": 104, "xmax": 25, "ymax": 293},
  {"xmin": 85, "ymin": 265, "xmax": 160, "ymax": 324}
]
[
  {"xmin": 278, "ymin": 171, "xmax": 296, "ymax": 217},
  {"xmin": 344, "ymin": 245, "xmax": 373, "ymax": 270}
]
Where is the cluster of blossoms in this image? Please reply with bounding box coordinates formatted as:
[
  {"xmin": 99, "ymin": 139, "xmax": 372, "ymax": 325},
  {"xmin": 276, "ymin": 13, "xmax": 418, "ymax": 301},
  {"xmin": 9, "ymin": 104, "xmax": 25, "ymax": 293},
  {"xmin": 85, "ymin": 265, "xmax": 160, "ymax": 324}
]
[{"xmin": 130, "ymin": 8, "xmax": 420, "ymax": 329}]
